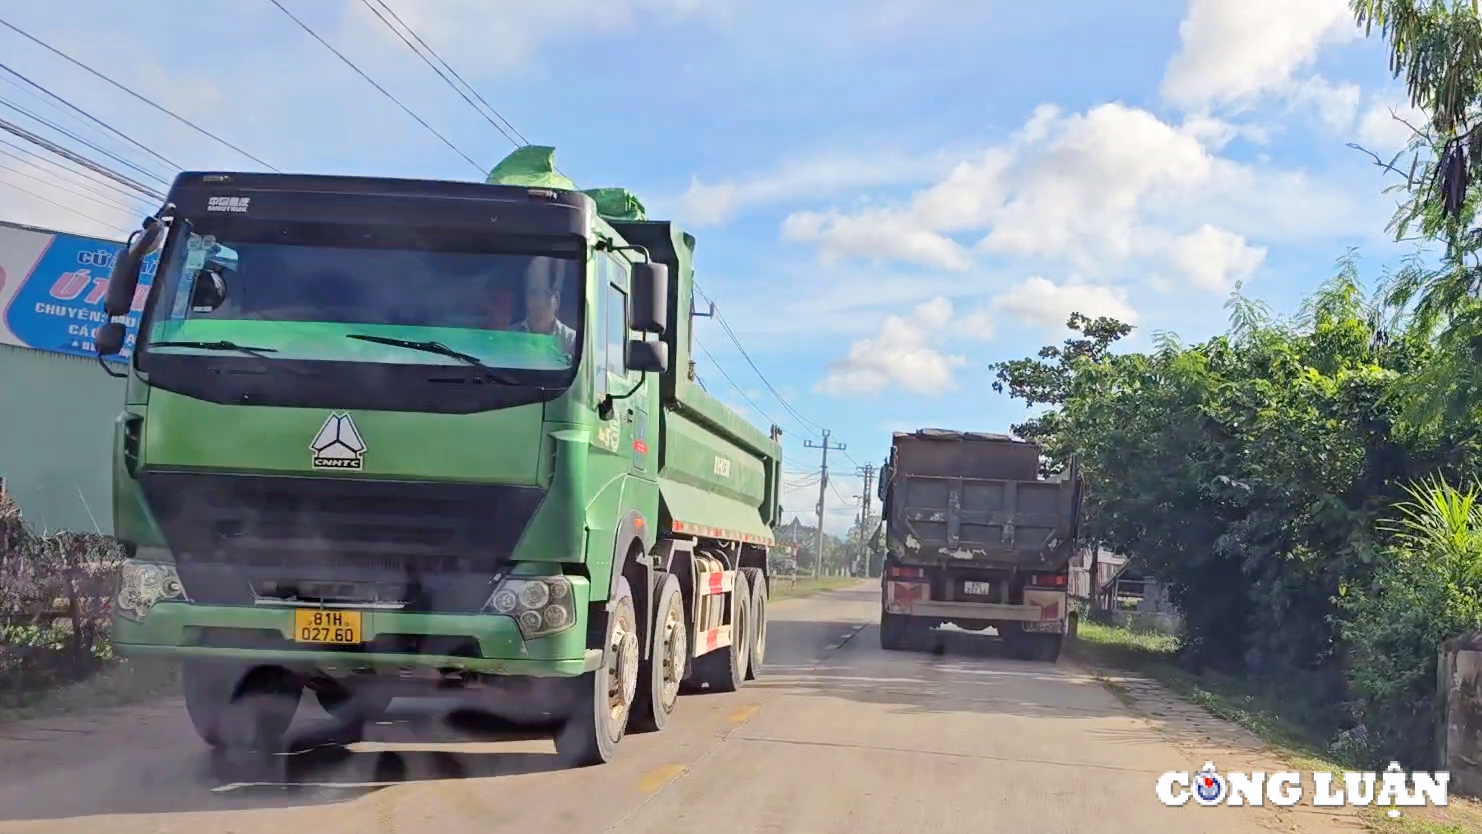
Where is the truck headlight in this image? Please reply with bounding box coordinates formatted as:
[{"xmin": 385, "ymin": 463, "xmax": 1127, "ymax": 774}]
[
  {"xmin": 483, "ymin": 576, "xmax": 575, "ymax": 640},
  {"xmin": 116, "ymin": 560, "xmax": 187, "ymax": 622}
]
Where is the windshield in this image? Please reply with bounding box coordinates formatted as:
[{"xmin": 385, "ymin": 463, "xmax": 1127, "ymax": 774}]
[{"xmin": 142, "ymin": 227, "xmax": 582, "ymax": 371}]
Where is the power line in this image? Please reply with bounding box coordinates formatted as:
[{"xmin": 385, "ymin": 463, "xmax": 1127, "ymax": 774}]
[
  {"xmin": 694, "ymin": 282, "xmax": 827, "ymax": 438},
  {"xmin": 0, "ymin": 156, "xmax": 141, "ymax": 214},
  {"xmin": 0, "ymin": 62, "xmax": 178, "ymax": 171},
  {"xmin": 0, "ymin": 175, "xmax": 126, "ymax": 232},
  {"xmin": 0, "ymin": 136, "xmax": 151, "ymax": 209},
  {"xmin": 267, "ymin": 0, "xmax": 483, "ymax": 175},
  {"xmin": 0, "ymin": 115, "xmax": 163, "ymax": 199},
  {"xmin": 0, "ymin": 94, "xmax": 171, "ymax": 187},
  {"xmin": 694, "ymin": 336, "xmax": 784, "ymax": 429},
  {"xmin": 0, "ymin": 16, "xmax": 278, "ymax": 171},
  {"xmin": 357, "ymin": 0, "xmax": 522, "ymax": 149}
]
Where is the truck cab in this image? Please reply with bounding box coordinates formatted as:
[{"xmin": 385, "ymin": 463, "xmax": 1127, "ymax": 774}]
[{"xmin": 95, "ymin": 147, "xmax": 782, "ymax": 765}]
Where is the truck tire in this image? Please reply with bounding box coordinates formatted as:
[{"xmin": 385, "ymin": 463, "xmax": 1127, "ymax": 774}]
[
  {"xmin": 880, "ymin": 611, "xmax": 911, "ymax": 651},
  {"xmin": 690, "ymin": 569, "xmax": 750, "ymax": 692},
  {"xmin": 556, "ymin": 575, "xmax": 640, "ymax": 766},
  {"xmin": 1005, "ymin": 629, "xmax": 1063, "ymax": 662},
  {"xmin": 629, "ymin": 572, "xmax": 686, "ymax": 734},
  {"xmin": 183, "ymin": 662, "xmax": 302, "ymax": 752},
  {"xmin": 741, "ymin": 567, "xmax": 767, "ymax": 680}
]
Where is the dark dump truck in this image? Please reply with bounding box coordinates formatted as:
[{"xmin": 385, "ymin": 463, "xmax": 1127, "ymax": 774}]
[{"xmin": 876, "ymin": 429, "xmax": 1083, "ymax": 661}]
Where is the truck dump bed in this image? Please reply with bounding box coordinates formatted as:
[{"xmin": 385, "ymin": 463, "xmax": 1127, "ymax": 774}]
[
  {"xmin": 883, "ymin": 429, "xmax": 1081, "ymax": 572},
  {"xmin": 608, "ymin": 217, "xmax": 784, "ymax": 547}
]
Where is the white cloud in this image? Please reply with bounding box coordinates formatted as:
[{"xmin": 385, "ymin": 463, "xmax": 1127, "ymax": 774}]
[
  {"xmin": 1161, "ymin": 225, "xmax": 1267, "ymax": 292},
  {"xmin": 815, "ymin": 297, "xmax": 966, "ymax": 397},
  {"xmin": 1160, "ymin": 0, "xmax": 1358, "ymax": 108},
  {"xmin": 776, "ymin": 102, "xmax": 1333, "ymax": 290},
  {"xmin": 1357, "ymin": 98, "xmax": 1427, "ymax": 153},
  {"xmin": 783, "ymin": 207, "xmax": 974, "ymax": 270},
  {"xmin": 678, "ymin": 149, "xmax": 955, "ymax": 227},
  {"xmin": 1284, "ymin": 75, "xmax": 1361, "ymax": 132},
  {"xmin": 990, "ymin": 277, "xmax": 1140, "ymax": 330}
]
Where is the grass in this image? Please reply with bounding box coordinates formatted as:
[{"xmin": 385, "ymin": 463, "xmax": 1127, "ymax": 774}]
[
  {"xmin": 767, "ymin": 575, "xmax": 862, "ymax": 601},
  {"xmin": 1072, "ymin": 621, "xmax": 1482, "ymax": 834},
  {"xmin": 0, "ymin": 658, "xmax": 179, "ymax": 726}
]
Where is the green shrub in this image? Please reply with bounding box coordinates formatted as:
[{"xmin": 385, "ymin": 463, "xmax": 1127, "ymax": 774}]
[{"xmin": 1340, "ymin": 475, "xmax": 1482, "ymax": 766}]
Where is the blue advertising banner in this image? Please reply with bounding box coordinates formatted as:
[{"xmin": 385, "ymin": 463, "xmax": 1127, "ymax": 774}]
[{"xmin": 0, "ymin": 221, "xmax": 158, "ymax": 363}]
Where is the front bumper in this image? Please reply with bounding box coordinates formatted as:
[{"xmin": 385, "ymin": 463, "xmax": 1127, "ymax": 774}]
[{"xmin": 113, "ymin": 601, "xmax": 599, "ymax": 678}]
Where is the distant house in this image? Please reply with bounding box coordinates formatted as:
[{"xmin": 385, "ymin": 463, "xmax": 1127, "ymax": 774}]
[
  {"xmin": 1069, "ymin": 547, "xmax": 1175, "ymax": 613},
  {"xmin": 1069, "ymin": 546, "xmax": 1125, "ymax": 601}
]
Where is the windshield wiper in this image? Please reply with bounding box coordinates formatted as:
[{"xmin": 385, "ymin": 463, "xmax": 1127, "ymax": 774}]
[
  {"xmin": 148, "ymin": 340, "xmax": 279, "ymax": 359},
  {"xmin": 345, "ymin": 333, "xmax": 523, "ymax": 384}
]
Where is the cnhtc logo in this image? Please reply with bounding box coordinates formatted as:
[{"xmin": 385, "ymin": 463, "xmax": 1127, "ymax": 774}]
[{"xmin": 310, "ymin": 412, "xmax": 366, "ymax": 470}]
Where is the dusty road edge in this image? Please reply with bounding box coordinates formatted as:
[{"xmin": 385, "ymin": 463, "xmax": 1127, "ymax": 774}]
[{"xmin": 1062, "ymin": 651, "xmax": 1374, "ymax": 834}]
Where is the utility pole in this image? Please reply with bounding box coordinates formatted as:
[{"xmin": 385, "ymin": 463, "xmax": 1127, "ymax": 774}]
[
  {"xmin": 856, "ymin": 463, "xmax": 875, "ymax": 579},
  {"xmin": 804, "ymin": 429, "xmax": 846, "ymax": 578}
]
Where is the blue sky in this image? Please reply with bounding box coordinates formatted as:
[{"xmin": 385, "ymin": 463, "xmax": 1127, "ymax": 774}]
[{"xmin": 0, "ymin": 0, "xmax": 1426, "ymax": 532}]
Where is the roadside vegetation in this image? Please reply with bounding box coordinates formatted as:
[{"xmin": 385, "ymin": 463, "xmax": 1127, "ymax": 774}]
[
  {"xmin": 767, "ymin": 575, "xmax": 861, "ymax": 601},
  {"xmin": 0, "ymin": 493, "xmax": 158, "ymax": 723},
  {"xmin": 988, "ymin": 3, "xmax": 1482, "ymax": 819}
]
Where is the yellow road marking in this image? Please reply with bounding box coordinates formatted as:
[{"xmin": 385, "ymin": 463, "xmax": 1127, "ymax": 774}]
[
  {"xmin": 726, "ymin": 703, "xmax": 761, "ymax": 723},
  {"xmin": 636, "ymin": 762, "xmax": 688, "ymax": 793}
]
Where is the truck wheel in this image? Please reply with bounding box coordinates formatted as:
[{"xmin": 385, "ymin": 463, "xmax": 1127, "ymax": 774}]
[
  {"xmin": 1005, "ymin": 629, "xmax": 1063, "ymax": 662},
  {"xmin": 691, "ymin": 569, "xmax": 750, "ymax": 692},
  {"xmin": 880, "ymin": 612, "xmax": 911, "ymax": 651},
  {"xmin": 741, "ymin": 567, "xmax": 767, "ymax": 679},
  {"xmin": 1034, "ymin": 633, "xmax": 1064, "ymax": 663},
  {"xmin": 629, "ymin": 572, "xmax": 686, "ymax": 733},
  {"xmin": 183, "ymin": 662, "xmax": 302, "ymax": 752},
  {"xmin": 556, "ymin": 576, "xmax": 640, "ymax": 766}
]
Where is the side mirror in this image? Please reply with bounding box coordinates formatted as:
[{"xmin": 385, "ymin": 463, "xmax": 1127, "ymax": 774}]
[
  {"xmin": 95, "ymin": 322, "xmax": 127, "ymax": 357},
  {"xmin": 630, "ymin": 262, "xmax": 668, "ymax": 335},
  {"xmin": 104, "ymin": 221, "xmax": 165, "ymax": 317},
  {"xmin": 190, "ymin": 269, "xmax": 227, "ymax": 311},
  {"xmin": 626, "ymin": 339, "xmax": 668, "ymax": 373},
  {"xmin": 878, "ymin": 463, "xmax": 892, "ymax": 502}
]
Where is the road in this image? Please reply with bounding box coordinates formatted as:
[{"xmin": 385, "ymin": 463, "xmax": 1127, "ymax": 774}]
[{"xmin": 0, "ymin": 582, "xmax": 1350, "ymax": 834}]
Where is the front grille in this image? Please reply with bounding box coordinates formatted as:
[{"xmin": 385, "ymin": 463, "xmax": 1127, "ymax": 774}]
[{"xmin": 138, "ymin": 470, "xmax": 546, "ymax": 611}]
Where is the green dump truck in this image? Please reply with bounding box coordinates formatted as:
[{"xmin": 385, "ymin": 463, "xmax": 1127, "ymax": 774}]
[
  {"xmin": 877, "ymin": 429, "xmax": 1082, "ymax": 662},
  {"xmin": 93, "ymin": 146, "xmax": 782, "ymax": 765}
]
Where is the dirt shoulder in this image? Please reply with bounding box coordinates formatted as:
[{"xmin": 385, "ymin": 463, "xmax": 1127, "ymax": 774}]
[{"xmin": 1067, "ymin": 625, "xmax": 1482, "ymax": 834}]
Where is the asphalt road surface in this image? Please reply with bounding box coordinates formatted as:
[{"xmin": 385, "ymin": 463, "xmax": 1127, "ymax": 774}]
[{"xmin": 0, "ymin": 582, "xmax": 1346, "ymax": 834}]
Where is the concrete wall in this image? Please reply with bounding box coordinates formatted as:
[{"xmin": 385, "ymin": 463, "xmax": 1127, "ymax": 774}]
[
  {"xmin": 0, "ymin": 343, "xmax": 123, "ymax": 534},
  {"xmin": 1438, "ymin": 633, "xmax": 1482, "ymax": 795}
]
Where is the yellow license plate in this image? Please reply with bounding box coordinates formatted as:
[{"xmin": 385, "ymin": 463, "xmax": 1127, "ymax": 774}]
[{"xmin": 293, "ymin": 609, "xmax": 362, "ymax": 644}]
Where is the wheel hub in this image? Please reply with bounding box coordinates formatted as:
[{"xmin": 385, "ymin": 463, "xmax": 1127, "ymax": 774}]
[
  {"xmin": 607, "ymin": 616, "xmax": 640, "ymax": 729},
  {"xmin": 661, "ymin": 604, "xmax": 686, "ymax": 706}
]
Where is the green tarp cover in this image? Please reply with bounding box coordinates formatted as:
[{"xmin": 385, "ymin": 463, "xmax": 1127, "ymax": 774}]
[
  {"xmin": 583, "ymin": 187, "xmax": 647, "ymax": 222},
  {"xmin": 485, "ymin": 146, "xmax": 648, "ymax": 221},
  {"xmin": 485, "ymin": 145, "xmax": 578, "ymax": 190}
]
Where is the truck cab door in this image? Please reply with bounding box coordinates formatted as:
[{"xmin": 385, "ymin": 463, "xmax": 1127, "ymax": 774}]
[{"xmin": 597, "ymin": 254, "xmax": 653, "ymax": 480}]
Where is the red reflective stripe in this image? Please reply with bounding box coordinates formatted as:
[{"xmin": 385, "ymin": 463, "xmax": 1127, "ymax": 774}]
[{"xmin": 707, "ymin": 571, "xmax": 725, "ymax": 595}]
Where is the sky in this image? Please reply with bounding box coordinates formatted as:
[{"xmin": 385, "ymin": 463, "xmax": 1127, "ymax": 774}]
[{"xmin": 0, "ymin": 0, "xmax": 1427, "ymax": 534}]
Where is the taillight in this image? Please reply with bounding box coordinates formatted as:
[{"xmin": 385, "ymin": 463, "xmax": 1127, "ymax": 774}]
[
  {"xmin": 887, "ymin": 566, "xmax": 925, "ymax": 580},
  {"xmin": 1028, "ymin": 573, "xmax": 1067, "ymax": 588}
]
